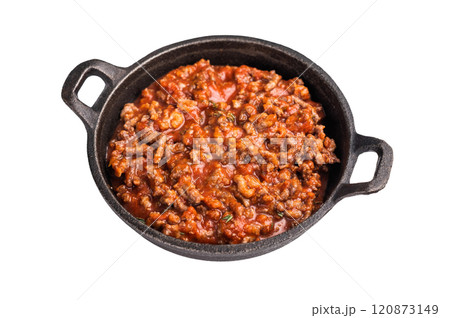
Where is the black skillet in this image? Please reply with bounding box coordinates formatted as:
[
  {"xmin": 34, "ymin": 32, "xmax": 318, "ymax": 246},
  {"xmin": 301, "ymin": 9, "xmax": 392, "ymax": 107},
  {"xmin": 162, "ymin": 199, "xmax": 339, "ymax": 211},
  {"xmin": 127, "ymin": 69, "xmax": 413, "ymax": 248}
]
[{"xmin": 62, "ymin": 36, "xmax": 393, "ymax": 261}]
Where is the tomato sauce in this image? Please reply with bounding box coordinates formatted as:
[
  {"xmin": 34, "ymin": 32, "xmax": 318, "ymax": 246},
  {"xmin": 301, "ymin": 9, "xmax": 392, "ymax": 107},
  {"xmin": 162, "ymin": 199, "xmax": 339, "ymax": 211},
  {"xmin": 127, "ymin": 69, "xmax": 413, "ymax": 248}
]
[{"xmin": 107, "ymin": 59, "xmax": 339, "ymax": 244}]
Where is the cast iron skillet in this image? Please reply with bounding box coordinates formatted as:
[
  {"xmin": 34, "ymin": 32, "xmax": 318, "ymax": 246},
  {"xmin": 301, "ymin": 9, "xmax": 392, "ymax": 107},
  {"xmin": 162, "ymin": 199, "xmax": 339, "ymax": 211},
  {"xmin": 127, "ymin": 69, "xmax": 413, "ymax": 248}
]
[{"xmin": 61, "ymin": 35, "xmax": 393, "ymax": 261}]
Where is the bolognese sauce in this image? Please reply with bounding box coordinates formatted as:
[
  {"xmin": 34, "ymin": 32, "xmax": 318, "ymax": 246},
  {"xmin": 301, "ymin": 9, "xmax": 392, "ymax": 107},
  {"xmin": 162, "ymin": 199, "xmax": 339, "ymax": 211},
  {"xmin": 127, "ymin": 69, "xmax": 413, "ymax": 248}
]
[{"xmin": 107, "ymin": 59, "xmax": 339, "ymax": 244}]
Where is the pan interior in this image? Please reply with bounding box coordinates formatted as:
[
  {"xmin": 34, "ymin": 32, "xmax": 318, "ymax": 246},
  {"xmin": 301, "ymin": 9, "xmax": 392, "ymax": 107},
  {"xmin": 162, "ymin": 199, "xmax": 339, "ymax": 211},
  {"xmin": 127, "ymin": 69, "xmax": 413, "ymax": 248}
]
[{"xmin": 96, "ymin": 38, "xmax": 351, "ymax": 206}]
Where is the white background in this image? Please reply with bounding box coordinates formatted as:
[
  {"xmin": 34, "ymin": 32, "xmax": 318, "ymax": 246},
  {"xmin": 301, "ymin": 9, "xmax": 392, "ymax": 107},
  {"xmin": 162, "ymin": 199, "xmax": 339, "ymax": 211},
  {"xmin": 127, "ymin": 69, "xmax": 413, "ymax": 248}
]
[{"xmin": 1, "ymin": 0, "xmax": 449, "ymax": 317}]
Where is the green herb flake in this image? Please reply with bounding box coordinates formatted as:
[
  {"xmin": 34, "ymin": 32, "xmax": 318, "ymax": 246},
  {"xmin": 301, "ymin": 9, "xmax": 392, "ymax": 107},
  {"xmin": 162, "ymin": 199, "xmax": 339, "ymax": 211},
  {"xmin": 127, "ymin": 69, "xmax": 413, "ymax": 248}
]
[
  {"xmin": 210, "ymin": 101, "xmax": 219, "ymax": 109},
  {"xmin": 136, "ymin": 217, "xmax": 146, "ymax": 224},
  {"xmin": 227, "ymin": 112, "xmax": 236, "ymax": 122},
  {"xmin": 213, "ymin": 111, "xmax": 222, "ymax": 117},
  {"xmin": 180, "ymin": 232, "xmax": 185, "ymax": 235},
  {"xmin": 222, "ymin": 214, "xmax": 233, "ymax": 223},
  {"xmin": 277, "ymin": 212, "xmax": 284, "ymax": 218}
]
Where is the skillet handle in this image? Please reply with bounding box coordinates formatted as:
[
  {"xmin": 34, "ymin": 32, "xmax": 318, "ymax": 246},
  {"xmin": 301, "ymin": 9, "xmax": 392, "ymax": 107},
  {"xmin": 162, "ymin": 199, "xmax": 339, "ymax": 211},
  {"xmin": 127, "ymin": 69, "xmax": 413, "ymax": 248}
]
[
  {"xmin": 61, "ymin": 59, "xmax": 126, "ymax": 131},
  {"xmin": 333, "ymin": 134, "xmax": 393, "ymax": 202}
]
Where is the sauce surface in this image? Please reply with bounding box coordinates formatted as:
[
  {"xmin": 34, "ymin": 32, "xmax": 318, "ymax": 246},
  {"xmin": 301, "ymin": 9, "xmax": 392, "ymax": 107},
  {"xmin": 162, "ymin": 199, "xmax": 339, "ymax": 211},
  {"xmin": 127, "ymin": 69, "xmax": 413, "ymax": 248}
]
[{"xmin": 107, "ymin": 59, "xmax": 339, "ymax": 244}]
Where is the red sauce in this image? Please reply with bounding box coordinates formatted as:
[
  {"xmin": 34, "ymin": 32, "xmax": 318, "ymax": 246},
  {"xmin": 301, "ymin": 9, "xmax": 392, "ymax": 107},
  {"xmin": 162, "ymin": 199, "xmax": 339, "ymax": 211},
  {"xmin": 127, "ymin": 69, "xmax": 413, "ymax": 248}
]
[{"xmin": 107, "ymin": 59, "xmax": 339, "ymax": 244}]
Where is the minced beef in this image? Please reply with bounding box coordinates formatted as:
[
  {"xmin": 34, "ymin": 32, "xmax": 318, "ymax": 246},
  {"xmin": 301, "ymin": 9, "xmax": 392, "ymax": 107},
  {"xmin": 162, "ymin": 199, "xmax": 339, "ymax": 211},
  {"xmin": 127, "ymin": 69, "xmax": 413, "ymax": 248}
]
[{"xmin": 107, "ymin": 59, "xmax": 339, "ymax": 244}]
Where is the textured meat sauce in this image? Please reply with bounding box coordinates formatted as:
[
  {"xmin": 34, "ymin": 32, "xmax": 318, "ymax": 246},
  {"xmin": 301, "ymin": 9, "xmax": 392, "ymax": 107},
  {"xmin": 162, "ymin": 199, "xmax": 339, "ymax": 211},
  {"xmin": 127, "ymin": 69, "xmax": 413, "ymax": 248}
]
[{"xmin": 107, "ymin": 59, "xmax": 339, "ymax": 244}]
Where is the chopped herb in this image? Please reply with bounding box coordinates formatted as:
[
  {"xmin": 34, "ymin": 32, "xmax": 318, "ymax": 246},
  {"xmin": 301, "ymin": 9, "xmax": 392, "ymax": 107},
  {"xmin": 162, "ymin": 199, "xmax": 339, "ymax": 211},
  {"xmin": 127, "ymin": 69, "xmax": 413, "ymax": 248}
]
[
  {"xmin": 213, "ymin": 111, "xmax": 222, "ymax": 117},
  {"xmin": 180, "ymin": 232, "xmax": 185, "ymax": 235},
  {"xmin": 136, "ymin": 217, "xmax": 146, "ymax": 224},
  {"xmin": 210, "ymin": 100, "xmax": 219, "ymax": 109},
  {"xmin": 222, "ymin": 214, "xmax": 233, "ymax": 223},
  {"xmin": 277, "ymin": 212, "xmax": 284, "ymax": 218},
  {"xmin": 227, "ymin": 112, "xmax": 236, "ymax": 122}
]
